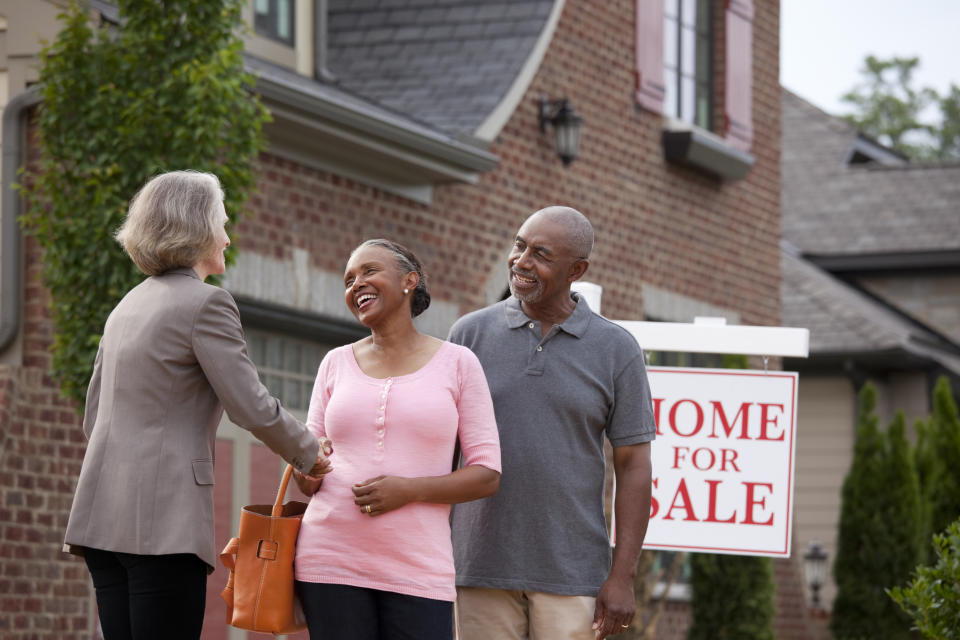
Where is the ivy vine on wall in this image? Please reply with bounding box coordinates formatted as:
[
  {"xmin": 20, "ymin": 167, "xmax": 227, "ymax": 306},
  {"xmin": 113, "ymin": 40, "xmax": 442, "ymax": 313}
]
[{"xmin": 19, "ymin": 0, "xmax": 269, "ymax": 409}]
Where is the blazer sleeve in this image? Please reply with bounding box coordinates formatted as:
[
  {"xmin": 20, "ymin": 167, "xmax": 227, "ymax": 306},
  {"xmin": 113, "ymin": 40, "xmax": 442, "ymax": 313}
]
[
  {"xmin": 82, "ymin": 341, "xmax": 104, "ymax": 440},
  {"xmin": 192, "ymin": 287, "xmax": 319, "ymax": 474}
]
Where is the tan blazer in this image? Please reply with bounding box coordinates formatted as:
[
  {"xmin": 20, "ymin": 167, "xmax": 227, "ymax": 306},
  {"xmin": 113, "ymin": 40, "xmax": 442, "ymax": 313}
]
[{"xmin": 64, "ymin": 268, "xmax": 319, "ymax": 570}]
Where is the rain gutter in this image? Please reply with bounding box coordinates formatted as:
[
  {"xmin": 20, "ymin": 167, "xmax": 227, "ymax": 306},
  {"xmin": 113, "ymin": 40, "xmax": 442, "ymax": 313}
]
[{"xmin": 1, "ymin": 86, "xmax": 42, "ymax": 353}]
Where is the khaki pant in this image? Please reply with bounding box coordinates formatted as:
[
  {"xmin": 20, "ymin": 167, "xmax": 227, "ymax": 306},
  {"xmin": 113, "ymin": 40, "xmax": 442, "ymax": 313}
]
[{"xmin": 457, "ymin": 586, "xmax": 596, "ymax": 640}]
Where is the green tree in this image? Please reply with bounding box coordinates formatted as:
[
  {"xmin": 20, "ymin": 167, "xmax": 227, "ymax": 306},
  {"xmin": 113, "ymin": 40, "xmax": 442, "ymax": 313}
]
[
  {"xmin": 831, "ymin": 385, "xmax": 924, "ymax": 639},
  {"xmin": 889, "ymin": 517, "xmax": 960, "ymax": 640},
  {"xmin": 685, "ymin": 353, "xmax": 775, "ymax": 640},
  {"xmin": 20, "ymin": 0, "xmax": 269, "ymax": 408},
  {"xmin": 841, "ymin": 55, "xmax": 960, "ymax": 161},
  {"xmin": 934, "ymin": 85, "xmax": 960, "ymax": 159}
]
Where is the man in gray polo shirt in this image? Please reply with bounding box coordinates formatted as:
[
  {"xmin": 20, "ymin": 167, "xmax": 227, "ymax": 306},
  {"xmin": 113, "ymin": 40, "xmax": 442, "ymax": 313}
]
[{"xmin": 449, "ymin": 206, "xmax": 655, "ymax": 639}]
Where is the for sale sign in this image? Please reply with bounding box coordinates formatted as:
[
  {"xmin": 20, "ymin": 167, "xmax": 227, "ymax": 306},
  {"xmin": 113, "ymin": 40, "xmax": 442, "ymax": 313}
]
[{"xmin": 641, "ymin": 367, "xmax": 799, "ymax": 557}]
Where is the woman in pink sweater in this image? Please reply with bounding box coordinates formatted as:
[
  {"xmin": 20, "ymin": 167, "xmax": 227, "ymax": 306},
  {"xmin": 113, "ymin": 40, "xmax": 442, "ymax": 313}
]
[{"xmin": 292, "ymin": 239, "xmax": 501, "ymax": 639}]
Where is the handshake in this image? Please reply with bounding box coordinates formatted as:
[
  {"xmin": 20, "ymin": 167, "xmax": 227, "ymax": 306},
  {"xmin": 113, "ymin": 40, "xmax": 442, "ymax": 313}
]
[{"xmin": 296, "ymin": 438, "xmax": 334, "ymax": 495}]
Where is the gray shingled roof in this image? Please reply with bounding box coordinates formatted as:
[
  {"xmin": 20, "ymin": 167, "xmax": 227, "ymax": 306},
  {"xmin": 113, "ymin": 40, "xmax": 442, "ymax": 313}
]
[
  {"xmin": 326, "ymin": 0, "xmax": 556, "ymax": 137},
  {"xmin": 782, "ymin": 90, "xmax": 960, "ymax": 257},
  {"xmin": 780, "ymin": 245, "xmax": 960, "ymax": 373}
]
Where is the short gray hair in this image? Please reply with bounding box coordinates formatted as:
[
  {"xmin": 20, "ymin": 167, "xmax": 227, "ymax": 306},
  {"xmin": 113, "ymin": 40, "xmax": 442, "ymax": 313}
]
[
  {"xmin": 354, "ymin": 239, "xmax": 431, "ymax": 317},
  {"xmin": 529, "ymin": 206, "xmax": 594, "ymax": 259},
  {"xmin": 116, "ymin": 171, "xmax": 225, "ymax": 276}
]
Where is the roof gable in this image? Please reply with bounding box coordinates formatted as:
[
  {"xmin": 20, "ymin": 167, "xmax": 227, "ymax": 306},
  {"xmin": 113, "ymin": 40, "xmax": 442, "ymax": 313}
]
[{"xmin": 326, "ymin": 0, "xmax": 557, "ymax": 137}]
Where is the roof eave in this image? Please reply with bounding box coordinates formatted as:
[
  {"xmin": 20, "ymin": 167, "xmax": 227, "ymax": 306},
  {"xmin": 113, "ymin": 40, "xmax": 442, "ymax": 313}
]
[
  {"xmin": 253, "ymin": 68, "xmax": 499, "ymax": 176},
  {"xmin": 805, "ymin": 249, "xmax": 960, "ymax": 273}
]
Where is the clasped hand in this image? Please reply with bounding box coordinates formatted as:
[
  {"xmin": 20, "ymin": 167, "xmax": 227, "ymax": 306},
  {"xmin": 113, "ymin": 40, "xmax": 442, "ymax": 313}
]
[{"xmin": 352, "ymin": 475, "xmax": 412, "ymax": 517}]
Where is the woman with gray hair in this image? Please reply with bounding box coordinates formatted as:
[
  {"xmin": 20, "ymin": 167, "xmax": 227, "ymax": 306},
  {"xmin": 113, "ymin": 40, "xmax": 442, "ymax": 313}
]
[{"xmin": 64, "ymin": 170, "xmax": 332, "ymax": 640}]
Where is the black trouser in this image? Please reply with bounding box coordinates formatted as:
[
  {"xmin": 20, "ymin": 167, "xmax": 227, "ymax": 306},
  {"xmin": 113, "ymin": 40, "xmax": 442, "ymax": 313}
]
[
  {"xmin": 295, "ymin": 581, "xmax": 453, "ymax": 640},
  {"xmin": 83, "ymin": 547, "xmax": 207, "ymax": 640}
]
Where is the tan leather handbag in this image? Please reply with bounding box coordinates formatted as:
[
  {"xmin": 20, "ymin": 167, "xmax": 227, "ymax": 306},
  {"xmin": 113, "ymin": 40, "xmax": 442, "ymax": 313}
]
[{"xmin": 220, "ymin": 464, "xmax": 308, "ymax": 634}]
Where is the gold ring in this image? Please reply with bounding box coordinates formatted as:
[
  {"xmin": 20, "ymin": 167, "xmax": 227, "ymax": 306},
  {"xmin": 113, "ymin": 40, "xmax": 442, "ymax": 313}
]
[{"xmin": 364, "ymin": 505, "xmax": 372, "ymax": 513}]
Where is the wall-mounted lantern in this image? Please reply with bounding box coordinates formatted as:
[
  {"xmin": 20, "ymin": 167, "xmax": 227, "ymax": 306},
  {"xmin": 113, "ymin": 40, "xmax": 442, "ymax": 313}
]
[{"xmin": 539, "ymin": 95, "xmax": 583, "ymax": 166}]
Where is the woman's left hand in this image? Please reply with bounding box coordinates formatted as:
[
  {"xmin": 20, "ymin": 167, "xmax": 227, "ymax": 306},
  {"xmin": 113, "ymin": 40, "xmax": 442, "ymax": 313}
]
[{"xmin": 352, "ymin": 475, "xmax": 413, "ymax": 517}]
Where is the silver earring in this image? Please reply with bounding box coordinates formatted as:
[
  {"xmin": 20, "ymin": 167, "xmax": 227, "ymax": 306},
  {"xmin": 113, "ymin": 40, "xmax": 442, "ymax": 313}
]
[{"xmin": 403, "ymin": 288, "xmax": 409, "ymax": 294}]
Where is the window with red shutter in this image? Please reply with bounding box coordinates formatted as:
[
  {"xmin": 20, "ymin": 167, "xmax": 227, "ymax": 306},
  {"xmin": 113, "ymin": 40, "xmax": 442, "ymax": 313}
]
[
  {"xmin": 636, "ymin": 0, "xmax": 666, "ymax": 113},
  {"xmin": 637, "ymin": 0, "xmax": 755, "ymax": 179}
]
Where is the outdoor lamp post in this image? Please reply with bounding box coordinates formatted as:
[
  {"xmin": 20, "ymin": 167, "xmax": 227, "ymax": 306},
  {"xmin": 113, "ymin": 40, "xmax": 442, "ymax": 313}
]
[
  {"xmin": 539, "ymin": 95, "xmax": 584, "ymax": 166},
  {"xmin": 803, "ymin": 540, "xmax": 828, "ymax": 611}
]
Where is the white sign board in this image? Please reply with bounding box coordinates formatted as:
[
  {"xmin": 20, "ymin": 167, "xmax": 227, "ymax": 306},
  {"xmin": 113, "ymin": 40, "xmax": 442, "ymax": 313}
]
[{"xmin": 641, "ymin": 366, "xmax": 799, "ymax": 557}]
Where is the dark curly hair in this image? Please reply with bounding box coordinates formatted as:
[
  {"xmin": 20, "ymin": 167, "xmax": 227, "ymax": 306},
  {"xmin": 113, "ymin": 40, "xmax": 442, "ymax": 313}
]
[{"xmin": 356, "ymin": 239, "xmax": 431, "ymax": 317}]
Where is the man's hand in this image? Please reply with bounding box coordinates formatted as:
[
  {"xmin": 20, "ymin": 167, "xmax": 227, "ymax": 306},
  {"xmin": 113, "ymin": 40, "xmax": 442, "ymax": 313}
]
[{"xmin": 592, "ymin": 574, "xmax": 635, "ymax": 638}]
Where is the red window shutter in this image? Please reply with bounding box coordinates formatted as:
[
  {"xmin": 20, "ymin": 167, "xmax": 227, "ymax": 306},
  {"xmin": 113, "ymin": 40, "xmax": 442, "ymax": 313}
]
[
  {"xmin": 724, "ymin": 0, "xmax": 754, "ymax": 151},
  {"xmin": 635, "ymin": 0, "xmax": 665, "ymax": 113}
]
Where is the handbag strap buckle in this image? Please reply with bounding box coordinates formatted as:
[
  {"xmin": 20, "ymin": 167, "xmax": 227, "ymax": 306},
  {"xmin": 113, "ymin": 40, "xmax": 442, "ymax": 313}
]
[{"xmin": 257, "ymin": 539, "xmax": 278, "ymax": 561}]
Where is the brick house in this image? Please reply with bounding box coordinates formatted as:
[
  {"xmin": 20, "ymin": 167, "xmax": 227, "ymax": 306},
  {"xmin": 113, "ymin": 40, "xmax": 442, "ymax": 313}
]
[{"xmin": 0, "ymin": 1, "xmax": 818, "ymax": 638}]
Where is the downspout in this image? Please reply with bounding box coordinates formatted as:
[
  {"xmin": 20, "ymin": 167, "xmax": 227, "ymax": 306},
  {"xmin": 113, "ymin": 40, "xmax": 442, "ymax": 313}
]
[{"xmin": 0, "ymin": 86, "xmax": 42, "ymax": 353}]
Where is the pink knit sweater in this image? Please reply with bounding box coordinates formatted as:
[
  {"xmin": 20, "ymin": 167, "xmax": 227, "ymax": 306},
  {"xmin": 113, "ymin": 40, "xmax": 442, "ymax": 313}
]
[{"xmin": 294, "ymin": 341, "xmax": 501, "ymax": 601}]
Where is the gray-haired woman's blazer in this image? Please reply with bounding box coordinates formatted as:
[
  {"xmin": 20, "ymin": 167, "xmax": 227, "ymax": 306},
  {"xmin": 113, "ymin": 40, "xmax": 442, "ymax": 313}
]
[{"xmin": 64, "ymin": 267, "xmax": 319, "ymax": 570}]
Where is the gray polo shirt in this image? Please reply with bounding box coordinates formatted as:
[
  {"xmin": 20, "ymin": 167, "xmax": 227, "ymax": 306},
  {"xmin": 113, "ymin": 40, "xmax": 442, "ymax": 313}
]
[{"xmin": 449, "ymin": 294, "xmax": 656, "ymax": 596}]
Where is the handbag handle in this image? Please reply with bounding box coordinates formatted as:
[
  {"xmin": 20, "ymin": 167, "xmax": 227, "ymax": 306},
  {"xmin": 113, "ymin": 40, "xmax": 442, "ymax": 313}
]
[{"xmin": 272, "ymin": 464, "xmax": 295, "ymax": 517}]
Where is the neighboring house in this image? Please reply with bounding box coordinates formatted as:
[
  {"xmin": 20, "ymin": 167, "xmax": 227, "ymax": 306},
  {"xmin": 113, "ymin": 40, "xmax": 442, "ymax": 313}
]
[
  {"xmin": 1, "ymin": 2, "xmax": 824, "ymax": 639},
  {"xmin": 781, "ymin": 88, "xmax": 960, "ymax": 614}
]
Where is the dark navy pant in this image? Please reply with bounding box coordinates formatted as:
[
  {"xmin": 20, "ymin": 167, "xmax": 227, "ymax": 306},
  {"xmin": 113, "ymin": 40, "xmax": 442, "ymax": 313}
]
[
  {"xmin": 295, "ymin": 581, "xmax": 453, "ymax": 640},
  {"xmin": 83, "ymin": 547, "xmax": 207, "ymax": 640}
]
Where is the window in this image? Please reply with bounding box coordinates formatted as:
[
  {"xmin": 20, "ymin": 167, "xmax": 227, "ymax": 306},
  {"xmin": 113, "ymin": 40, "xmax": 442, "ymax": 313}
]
[
  {"xmin": 246, "ymin": 330, "xmax": 334, "ymax": 413},
  {"xmin": 635, "ymin": 0, "xmax": 755, "ymax": 154},
  {"xmin": 663, "ymin": 0, "xmax": 711, "ymax": 130},
  {"xmin": 254, "ymin": 0, "xmax": 294, "ymax": 46}
]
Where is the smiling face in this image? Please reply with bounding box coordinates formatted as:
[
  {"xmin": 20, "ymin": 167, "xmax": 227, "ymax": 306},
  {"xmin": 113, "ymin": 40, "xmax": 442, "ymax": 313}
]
[
  {"xmin": 343, "ymin": 245, "xmax": 417, "ymax": 327},
  {"xmin": 507, "ymin": 213, "xmax": 586, "ymax": 310}
]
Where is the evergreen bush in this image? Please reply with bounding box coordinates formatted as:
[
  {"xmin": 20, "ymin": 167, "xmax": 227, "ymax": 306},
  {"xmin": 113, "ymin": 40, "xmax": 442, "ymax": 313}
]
[
  {"xmin": 831, "ymin": 385, "xmax": 924, "ymax": 639},
  {"xmin": 686, "ymin": 553, "xmax": 775, "ymax": 640}
]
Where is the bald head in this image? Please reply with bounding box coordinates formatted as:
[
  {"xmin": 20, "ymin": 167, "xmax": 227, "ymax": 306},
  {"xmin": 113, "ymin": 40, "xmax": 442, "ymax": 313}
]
[{"xmin": 525, "ymin": 206, "xmax": 594, "ymax": 260}]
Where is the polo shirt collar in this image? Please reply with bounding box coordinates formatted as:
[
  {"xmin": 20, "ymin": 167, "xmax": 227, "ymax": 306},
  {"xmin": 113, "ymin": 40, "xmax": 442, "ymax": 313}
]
[{"xmin": 503, "ymin": 292, "xmax": 593, "ymax": 338}]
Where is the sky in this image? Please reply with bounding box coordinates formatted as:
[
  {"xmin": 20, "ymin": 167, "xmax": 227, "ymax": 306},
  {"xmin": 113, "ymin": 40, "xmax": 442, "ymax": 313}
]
[{"xmin": 780, "ymin": 0, "xmax": 960, "ymax": 119}]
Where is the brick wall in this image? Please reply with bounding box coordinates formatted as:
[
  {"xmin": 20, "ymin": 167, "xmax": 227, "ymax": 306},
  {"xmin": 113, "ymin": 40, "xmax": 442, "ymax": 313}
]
[
  {"xmin": 0, "ymin": 1, "xmax": 810, "ymax": 638},
  {"xmin": 0, "ymin": 233, "xmax": 95, "ymax": 639}
]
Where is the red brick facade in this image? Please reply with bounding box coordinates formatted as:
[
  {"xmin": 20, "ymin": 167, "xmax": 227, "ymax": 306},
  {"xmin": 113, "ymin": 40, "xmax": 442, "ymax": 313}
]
[{"xmin": 0, "ymin": 1, "xmax": 817, "ymax": 638}]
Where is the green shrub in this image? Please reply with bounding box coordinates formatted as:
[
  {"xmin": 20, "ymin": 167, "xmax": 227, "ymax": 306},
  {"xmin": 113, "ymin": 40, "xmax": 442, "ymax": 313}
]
[
  {"xmin": 686, "ymin": 553, "xmax": 775, "ymax": 640},
  {"xmin": 889, "ymin": 518, "xmax": 960, "ymax": 640}
]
